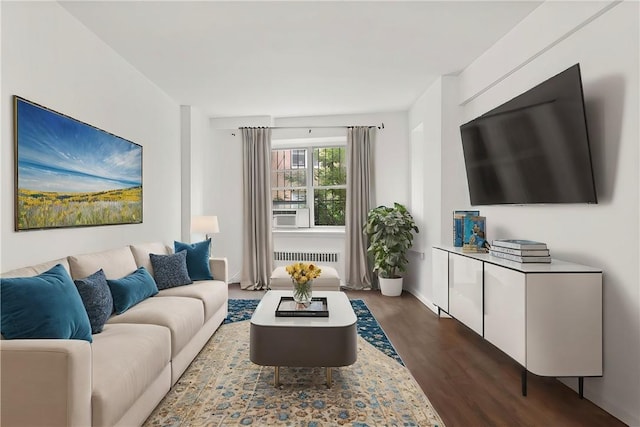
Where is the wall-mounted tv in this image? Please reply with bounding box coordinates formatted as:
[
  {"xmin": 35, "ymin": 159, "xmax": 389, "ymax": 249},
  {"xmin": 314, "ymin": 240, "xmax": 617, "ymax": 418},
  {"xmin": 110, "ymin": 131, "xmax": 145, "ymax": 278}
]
[{"xmin": 460, "ymin": 64, "xmax": 597, "ymax": 205}]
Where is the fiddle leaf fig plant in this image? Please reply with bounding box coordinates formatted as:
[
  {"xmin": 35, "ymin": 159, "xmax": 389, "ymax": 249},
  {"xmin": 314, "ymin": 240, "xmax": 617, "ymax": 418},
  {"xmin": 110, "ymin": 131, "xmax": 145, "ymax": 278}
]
[{"xmin": 363, "ymin": 203, "xmax": 419, "ymax": 279}]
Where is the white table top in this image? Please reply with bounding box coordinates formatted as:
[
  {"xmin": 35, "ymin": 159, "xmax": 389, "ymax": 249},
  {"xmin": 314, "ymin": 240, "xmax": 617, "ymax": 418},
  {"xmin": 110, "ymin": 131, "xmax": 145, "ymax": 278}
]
[
  {"xmin": 250, "ymin": 290, "xmax": 357, "ymax": 328},
  {"xmin": 434, "ymin": 245, "xmax": 602, "ymax": 273}
]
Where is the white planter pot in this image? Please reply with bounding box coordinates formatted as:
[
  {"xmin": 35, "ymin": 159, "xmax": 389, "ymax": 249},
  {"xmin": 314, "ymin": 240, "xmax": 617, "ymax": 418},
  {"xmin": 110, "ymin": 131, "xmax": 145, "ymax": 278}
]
[{"xmin": 379, "ymin": 277, "xmax": 403, "ymax": 297}]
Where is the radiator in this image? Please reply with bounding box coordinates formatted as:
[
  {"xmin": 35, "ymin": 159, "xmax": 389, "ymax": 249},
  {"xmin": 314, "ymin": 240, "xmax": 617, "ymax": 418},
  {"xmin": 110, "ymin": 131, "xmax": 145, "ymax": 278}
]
[{"xmin": 273, "ymin": 251, "xmax": 339, "ymax": 264}]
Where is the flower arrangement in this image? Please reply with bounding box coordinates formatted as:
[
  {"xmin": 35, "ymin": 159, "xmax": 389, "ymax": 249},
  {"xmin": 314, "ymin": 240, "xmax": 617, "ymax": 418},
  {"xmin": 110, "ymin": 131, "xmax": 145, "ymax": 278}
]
[{"xmin": 285, "ymin": 262, "xmax": 322, "ymax": 304}]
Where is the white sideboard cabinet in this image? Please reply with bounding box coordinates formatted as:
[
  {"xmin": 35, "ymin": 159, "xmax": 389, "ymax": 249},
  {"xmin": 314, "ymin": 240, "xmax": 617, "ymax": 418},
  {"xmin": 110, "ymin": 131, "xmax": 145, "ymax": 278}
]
[
  {"xmin": 449, "ymin": 254, "xmax": 484, "ymax": 335},
  {"xmin": 431, "ymin": 246, "xmax": 603, "ymax": 397},
  {"xmin": 431, "ymin": 247, "xmax": 449, "ymax": 312}
]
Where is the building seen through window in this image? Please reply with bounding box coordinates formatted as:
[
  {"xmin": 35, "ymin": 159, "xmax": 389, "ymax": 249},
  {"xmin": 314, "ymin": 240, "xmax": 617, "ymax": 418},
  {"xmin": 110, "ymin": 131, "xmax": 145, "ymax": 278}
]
[{"xmin": 271, "ymin": 146, "xmax": 346, "ymax": 226}]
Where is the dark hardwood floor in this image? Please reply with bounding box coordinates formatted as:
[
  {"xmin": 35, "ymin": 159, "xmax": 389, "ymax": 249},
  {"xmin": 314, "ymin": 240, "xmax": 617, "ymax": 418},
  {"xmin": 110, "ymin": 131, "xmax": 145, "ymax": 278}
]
[{"xmin": 228, "ymin": 284, "xmax": 626, "ymax": 427}]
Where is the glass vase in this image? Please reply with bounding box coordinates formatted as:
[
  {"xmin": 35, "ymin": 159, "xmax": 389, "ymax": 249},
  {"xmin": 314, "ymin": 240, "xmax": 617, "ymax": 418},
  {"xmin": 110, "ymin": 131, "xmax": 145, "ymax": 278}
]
[{"xmin": 292, "ymin": 279, "xmax": 313, "ymax": 306}]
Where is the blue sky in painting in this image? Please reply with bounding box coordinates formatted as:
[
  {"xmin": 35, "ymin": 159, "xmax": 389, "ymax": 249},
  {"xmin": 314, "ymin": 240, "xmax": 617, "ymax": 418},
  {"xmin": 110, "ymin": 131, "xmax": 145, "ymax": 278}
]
[{"xmin": 17, "ymin": 99, "xmax": 142, "ymax": 193}]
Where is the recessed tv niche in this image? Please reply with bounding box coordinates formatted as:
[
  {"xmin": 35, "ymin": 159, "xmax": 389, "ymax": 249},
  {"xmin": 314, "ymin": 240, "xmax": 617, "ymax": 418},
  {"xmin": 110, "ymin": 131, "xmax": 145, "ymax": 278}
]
[
  {"xmin": 14, "ymin": 96, "xmax": 143, "ymax": 230},
  {"xmin": 460, "ymin": 64, "xmax": 597, "ymax": 205}
]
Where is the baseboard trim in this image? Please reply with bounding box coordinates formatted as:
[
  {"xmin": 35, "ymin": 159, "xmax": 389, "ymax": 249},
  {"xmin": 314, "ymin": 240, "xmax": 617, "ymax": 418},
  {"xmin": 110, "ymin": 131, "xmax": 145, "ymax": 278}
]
[{"xmin": 406, "ymin": 289, "xmax": 451, "ymax": 318}]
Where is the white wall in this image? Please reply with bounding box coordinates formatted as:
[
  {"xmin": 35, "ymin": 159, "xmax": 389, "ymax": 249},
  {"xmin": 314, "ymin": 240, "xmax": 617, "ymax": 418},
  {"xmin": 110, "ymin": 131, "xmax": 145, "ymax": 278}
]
[
  {"xmin": 206, "ymin": 112, "xmax": 409, "ymax": 283},
  {"xmin": 180, "ymin": 106, "xmax": 193, "ymax": 242},
  {"xmin": 406, "ymin": 79, "xmax": 442, "ymax": 309},
  {"xmin": 0, "ymin": 2, "xmax": 181, "ymax": 271},
  {"xmin": 406, "ymin": 75, "xmax": 467, "ymax": 310},
  {"xmin": 410, "ymin": 1, "xmax": 639, "ymax": 424},
  {"xmin": 181, "ymin": 105, "xmax": 211, "ymax": 242}
]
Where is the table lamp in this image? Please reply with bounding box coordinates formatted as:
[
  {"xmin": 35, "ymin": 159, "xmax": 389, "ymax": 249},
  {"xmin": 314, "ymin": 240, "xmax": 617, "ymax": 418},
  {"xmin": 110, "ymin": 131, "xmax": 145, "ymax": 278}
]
[{"xmin": 191, "ymin": 216, "xmax": 220, "ymax": 252}]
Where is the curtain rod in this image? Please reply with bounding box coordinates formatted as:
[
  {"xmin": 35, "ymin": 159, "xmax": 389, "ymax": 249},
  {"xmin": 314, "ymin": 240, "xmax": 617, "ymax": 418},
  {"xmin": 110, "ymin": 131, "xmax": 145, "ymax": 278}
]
[{"xmin": 231, "ymin": 123, "xmax": 384, "ymax": 136}]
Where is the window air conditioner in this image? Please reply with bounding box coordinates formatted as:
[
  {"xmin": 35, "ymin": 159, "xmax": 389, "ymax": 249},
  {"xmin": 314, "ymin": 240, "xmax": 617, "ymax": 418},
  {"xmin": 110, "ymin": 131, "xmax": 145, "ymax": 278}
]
[{"xmin": 272, "ymin": 208, "xmax": 310, "ymax": 228}]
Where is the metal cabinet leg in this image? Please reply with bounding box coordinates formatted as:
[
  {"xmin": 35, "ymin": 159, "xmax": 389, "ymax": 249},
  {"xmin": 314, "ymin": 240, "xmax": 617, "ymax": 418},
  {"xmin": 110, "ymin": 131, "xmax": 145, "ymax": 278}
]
[
  {"xmin": 326, "ymin": 367, "xmax": 332, "ymax": 388},
  {"xmin": 579, "ymin": 377, "xmax": 584, "ymax": 399},
  {"xmin": 522, "ymin": 369, "xmax": 527, "ymax": 396},
  {"xmin": 274, "ymin": 366, "xmax": 280, "ymax": 387}
]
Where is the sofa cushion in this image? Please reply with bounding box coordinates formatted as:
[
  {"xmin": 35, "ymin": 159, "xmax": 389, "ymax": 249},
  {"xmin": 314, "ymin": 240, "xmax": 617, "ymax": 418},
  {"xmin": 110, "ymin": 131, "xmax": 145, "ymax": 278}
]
[
  {"xmin": 91, "ymin": 323, "xmax": 171, "ymax": 427},
  {"xmin": 149, "ymin": 251, "xmax": 192, "ymax": 290},
  {"xmin": 157, "ymin": 280, "xmax": 227, "ymax": 321},
  {"xmin": 1, "ymin": 257, "xmax": 71, "ymax": 278},
  {"xmin": 74, "ymin": 269, "xmax": 113, "ymax": 334},
  {"xmin": 106, "ymin": 296, "xmax": 204, "ymax": 358},
  {"xmin": 174, "ymin": 240, "xmax": 213, "ymax": 280},
  {"xmin": 69, "ymin": 246, "xmax": 138, "ymax": 280},
  {"xmin": 106, "ymin": 267, "xmax": 159, "ymax": 315},
  {"xmin": 130, "ymin": 242, "xmax": 171, "ymax": 278},
  {"xmin": 0, "ymin": 264, "xmax": 93, "ymax": 342}
]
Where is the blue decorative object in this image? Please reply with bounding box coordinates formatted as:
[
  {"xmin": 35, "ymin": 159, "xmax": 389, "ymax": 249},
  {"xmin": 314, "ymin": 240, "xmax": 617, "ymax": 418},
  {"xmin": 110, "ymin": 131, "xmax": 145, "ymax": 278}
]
[
  {"xmin": 224, "ymin": 298, "xmax": 403, "ymax": 365},
  {"xmin": 150, "ymin": 250, "xmax": 193, "ymax": 290},
  {"xmin": 0, "ymin": 264, "xmax": 93, "ymax": 342},
  {"xmin": 463, "ymin": 215, "xmax": 487, "ymax": 252},
  {"xmin": 107, "ymin": 267, "xmax": 158, "ymax": 314},
  {"xmin": 453, "ymin": 210, "xmax": 480, "ymax": 247},
  {"xmin": 74, "ymin": 269, "xmax": 113, "ymax": 334},
  {"xmin": 174, "ymin": 239, "xmax": 213, "ymax": 280}
]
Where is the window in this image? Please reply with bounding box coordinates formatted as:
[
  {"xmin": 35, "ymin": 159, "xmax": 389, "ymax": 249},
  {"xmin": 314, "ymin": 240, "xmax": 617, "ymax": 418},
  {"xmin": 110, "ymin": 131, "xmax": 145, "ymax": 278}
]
[
  {"xmin": 313, "ymin": 147, "xmax": 346, "ymax": 226},
  {"xmin": 271, "ymin": 146, "xmax": 347, "ymax": 226},
  {"xmin": 291, "ymin": 149, "xmax": 306, "ymax": 168}
]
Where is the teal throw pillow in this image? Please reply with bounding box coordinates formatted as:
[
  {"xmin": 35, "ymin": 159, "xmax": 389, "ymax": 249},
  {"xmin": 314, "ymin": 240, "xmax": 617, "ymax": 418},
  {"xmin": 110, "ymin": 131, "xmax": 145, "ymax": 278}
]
[
  {"xmin": 0, "ymin": 264, "xmax": 93, "ymax": 342},
  {"xmin": 107, "ymin": 267, "xmax": 159, "ymax": 315},
  {"xmin": 174, "ymin": 239, "xmax": 213, "ymax": 280},
  {"xmin": 74, "ymin": 269, "xmax": 113, "ymax": 334},
  {"xmin": 150, "ymin": 250, "xmax": 193, "ymax": 290}
]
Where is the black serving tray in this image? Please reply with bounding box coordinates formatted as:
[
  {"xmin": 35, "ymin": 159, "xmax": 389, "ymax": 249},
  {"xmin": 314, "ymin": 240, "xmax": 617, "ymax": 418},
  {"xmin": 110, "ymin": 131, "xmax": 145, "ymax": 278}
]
[{"xmin": 275, "ymin": 296, "xmax": 329, "ymax": 317}]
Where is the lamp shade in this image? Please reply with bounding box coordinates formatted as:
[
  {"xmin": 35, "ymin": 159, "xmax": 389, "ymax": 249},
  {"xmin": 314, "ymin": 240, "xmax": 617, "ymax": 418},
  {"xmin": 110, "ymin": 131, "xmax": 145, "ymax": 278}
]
[{"xmin": 191, "ymin": 216, "xmax": 219, "ymax": 234}]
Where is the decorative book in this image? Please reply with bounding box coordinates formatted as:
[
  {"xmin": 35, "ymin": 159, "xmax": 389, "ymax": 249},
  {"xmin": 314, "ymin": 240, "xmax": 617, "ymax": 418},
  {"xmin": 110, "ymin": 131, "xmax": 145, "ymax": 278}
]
[
  {"xmin": 462, "ymin": 215, "xmax": 487, "ymax": 252},
  {"xmin": 275, "ymin": 297, "xmax": 329, "ymax": 317},
  {"xmin": 453, "ymin": 210, "xmax": 479, "ymax": 247},
  {"xmin": 490, "ymin": 246, "xmax": 550, "ymax": 256},
  {"xmin": 489, "ymin": 249, "xmax": 551, "ymax": 263},
  {"xmin": 492, "ymin": 239, "xmax": 547, "ymax": 250}
]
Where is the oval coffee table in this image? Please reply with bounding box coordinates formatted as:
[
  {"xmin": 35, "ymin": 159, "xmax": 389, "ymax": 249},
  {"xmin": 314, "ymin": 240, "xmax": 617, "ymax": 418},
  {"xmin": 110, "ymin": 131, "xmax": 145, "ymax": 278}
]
[{"xmin": 249, "ymin": 290, "xmax": 357, "ymax": 388}]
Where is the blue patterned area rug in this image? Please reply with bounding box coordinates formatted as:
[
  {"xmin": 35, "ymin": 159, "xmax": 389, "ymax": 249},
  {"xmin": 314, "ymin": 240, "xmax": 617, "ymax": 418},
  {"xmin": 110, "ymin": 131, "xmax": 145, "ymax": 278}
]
[
  {"xmin": 224, "ymin": 298, "xmax": 403, "ymax": 365},
  {"xmin": 143, "ymin": 299, "xmax": 445, "ymax": 427}
]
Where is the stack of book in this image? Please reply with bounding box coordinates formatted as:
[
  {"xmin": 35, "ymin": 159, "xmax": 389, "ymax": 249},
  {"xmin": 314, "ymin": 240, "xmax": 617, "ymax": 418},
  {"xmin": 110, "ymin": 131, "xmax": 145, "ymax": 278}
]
[{"xmin": 490, "ymin": 239, "xmax": 551, "ymax": 263}]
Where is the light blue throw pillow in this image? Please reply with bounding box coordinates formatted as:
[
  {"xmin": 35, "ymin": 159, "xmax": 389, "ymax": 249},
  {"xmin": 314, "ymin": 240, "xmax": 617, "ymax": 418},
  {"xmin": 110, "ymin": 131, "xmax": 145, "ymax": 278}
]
[
  {"xmin": 150, "ymin": 250, "xmax": 193, "ymax": 290},
  {"xmin": 106, "ymin": 267, "xmax": 158, "ymax": 315},
  {"xmin": 174, "ymin": 239, "xmax": 213, "ymax": 281},
  {"xmin": 0, "ymin": 264, "xmax": 93, "ymax": 342},
  {"xmin": 74, "ymin": 269, "xmax": 113, "ymax": 334}
]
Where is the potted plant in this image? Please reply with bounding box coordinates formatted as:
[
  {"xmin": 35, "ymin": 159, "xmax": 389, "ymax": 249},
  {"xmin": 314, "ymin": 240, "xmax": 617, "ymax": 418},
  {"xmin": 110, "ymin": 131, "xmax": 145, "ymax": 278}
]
[{"xmin": 363, "ymin": 203, "xmax": 419, "ymax": 296}]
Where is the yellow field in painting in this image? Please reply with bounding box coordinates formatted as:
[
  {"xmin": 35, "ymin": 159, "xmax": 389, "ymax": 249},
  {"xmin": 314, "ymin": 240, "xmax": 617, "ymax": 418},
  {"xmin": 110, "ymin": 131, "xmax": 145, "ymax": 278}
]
[{"xmin": 17, "ymin": 186, "xmax": 142, "ymax": 230}]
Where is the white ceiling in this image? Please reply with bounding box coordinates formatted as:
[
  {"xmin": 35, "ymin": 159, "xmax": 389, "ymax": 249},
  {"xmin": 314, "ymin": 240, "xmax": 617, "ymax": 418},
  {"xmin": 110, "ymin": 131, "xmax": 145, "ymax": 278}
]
[{"xmin": 60, "ymin": 1, "xmax": 542, "ymax": 118}]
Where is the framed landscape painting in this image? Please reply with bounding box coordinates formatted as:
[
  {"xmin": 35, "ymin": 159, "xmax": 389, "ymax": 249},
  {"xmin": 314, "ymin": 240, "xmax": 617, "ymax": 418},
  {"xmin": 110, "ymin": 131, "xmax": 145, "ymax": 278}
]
[{"xmin": 14, "ymin": 96, "xmax": 143, "ymax": 231}]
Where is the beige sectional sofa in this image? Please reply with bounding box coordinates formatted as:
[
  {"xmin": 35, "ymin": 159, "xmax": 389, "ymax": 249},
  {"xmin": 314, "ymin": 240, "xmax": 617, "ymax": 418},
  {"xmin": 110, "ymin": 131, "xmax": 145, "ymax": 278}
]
[{"xmin": 0, "ymin": 242, "xmax": 229, "ymax": 427}]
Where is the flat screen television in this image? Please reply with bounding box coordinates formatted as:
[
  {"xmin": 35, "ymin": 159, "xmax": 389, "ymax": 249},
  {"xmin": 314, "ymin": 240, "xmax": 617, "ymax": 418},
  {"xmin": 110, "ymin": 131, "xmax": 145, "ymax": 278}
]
[{"xmin": 460, "ymin": 63, "xmax": 597, "ymax": 205}]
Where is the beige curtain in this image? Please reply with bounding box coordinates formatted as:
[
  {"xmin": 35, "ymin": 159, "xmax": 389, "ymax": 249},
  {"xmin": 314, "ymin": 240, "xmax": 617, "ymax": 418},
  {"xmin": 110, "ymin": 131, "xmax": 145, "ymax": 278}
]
[
  {"xmin": 345, "ymin": 126, "xmax": 375, "ymax": 289},
  {"xmin": 240, "ymin": 127, "xmax": 273, "ymax": 290}
]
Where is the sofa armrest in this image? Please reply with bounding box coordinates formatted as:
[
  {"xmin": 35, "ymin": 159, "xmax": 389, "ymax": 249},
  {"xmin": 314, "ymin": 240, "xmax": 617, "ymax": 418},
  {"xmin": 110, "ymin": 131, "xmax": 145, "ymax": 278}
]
[
  {"xmin": 210, "ymin": 257, "xmax": 228, "ymax": 284},
  {"xmin": 0, "ymin": 339, "xmax": 92, "ymax": 427}
]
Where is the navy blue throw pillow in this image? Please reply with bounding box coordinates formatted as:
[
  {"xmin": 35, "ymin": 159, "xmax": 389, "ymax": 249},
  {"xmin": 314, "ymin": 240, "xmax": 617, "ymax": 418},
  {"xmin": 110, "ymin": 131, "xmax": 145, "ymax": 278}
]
[
  {"xmin": 174, "ymin": 239, "xmax": 213, "ymax": 280},
  {"xmin": 150, "ymin": 250, "xmax": 193, "ymax": 290},
  {"xmin": 74, "ymin": 269, "xmax": 113, "ymax": 334},
  {"xmin": 106, "ymin": 267, "xmax": 158, "ymax": 315},
  {"xmin": 0, "ymin": 264, "xmax": 93, "ymax": 342}
]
